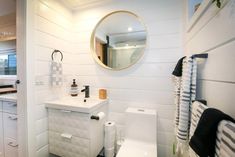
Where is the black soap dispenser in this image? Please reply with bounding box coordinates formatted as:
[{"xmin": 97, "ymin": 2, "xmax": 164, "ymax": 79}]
[{"xmin": 71, "ymin": 79, "xmax": 78, "ymax": 96}]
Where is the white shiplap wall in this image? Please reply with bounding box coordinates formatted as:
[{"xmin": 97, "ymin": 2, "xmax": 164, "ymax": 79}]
[
  {"xmin": 31, "ymin": 0, "xmax": 184, "ymax": 157},
  {"xmin": 33, "ymin": 0, "xmax": 77, "ymax": 156},
  {"xmin": 72, "ymin": 0, "xmax": 183, "ymax": 157},
  {"xmin": 185, "ymin": 0, "xmax": 235, "ymax": 117}
]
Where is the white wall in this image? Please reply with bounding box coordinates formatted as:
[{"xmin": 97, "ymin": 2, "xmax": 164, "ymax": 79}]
[
  {"xmin": 32, "ymin": 0, "xmax": 78, "ymax": 156},
  {"xmin": 27, "ymin": 0, "xmax": 184, "ymax": 157},
  {"xmin": 72, "ymin": 0, "xmax": 183, "ymax": 157},
  {"xmin": 185, "ymin": 0, "xmax": 235, "ymax": 117}
]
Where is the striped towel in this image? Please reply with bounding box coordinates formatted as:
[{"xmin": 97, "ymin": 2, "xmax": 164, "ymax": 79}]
[
  {"xmin": 189, "ymin": 103, "xmax": 235, "ymax": 157},
  {"xmin": 215, "ymin": 120, "xmax": 235, "ymax": 157},
  {"xmin": 189, "ymin": 101, "xmax": 208, "ymax": 157},
  {"xmin": 189, "ymin": 101, "xmax": 208, "ymax": 139},
  {"xmin": 173, "ymin": 56, "xmax": 197, "ymax": 155},
  {"xmin": 51, "ymin": 61, "xmax": 63, "ymax": 86}
]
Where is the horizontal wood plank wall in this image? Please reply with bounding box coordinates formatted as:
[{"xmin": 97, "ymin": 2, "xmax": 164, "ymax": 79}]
[
  {"xmin": 34, "ymin": 0, "xmax": 74, "ymax": 157},
  {"xmin": 73, "ymin": 0, "xmax": 184, "ymax": 157},
  {"xmin": 32, "ymin": 0, "xmax": 183, "ymax": 157},
  {"xmin": 185, "ymin": 0, "xmax": 235, "ymax": 117}
]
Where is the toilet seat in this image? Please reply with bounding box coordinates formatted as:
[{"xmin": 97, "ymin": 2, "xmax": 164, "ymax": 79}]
[{"xmin": 116, "ymin": 139, "xmax": 157, "ymax": 157}]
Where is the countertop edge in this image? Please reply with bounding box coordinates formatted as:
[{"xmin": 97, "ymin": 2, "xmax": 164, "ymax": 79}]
[
  {"xmin": 0, "ymin": 93, "xmax": 17, "ymax": 102},
  {"xmin": 45, "ymin": 98, "xmax": 108, "ymax": 113}
]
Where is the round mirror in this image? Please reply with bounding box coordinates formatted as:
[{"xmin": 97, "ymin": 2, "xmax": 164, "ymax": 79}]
[{"xmin": 91, "ymin": 11, "xmax": 147, "ymax": 70}]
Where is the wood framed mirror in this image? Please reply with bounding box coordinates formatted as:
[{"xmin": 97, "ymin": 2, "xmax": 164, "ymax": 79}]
[{"xmin": 90, "ymin": 11, "xmax": 147, "ymax": 70}]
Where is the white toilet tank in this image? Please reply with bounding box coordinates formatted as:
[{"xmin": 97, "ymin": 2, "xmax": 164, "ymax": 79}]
[{"xmin": 125, "ymin": 107, "xmax": 157, "ymax": 144}]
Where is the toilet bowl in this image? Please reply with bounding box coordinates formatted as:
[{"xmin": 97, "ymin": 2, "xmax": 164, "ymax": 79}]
[{"xmin": 116, "ymin": 107, "xmax": 157, "ymax": 157}]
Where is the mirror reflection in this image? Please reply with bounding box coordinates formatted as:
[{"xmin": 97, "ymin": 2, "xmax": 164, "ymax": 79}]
[{"xmin": 91, "ymin": 11, "xmax": 147, "ymax": 70}]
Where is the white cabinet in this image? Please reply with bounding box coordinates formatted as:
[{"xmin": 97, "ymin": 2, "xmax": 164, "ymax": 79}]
[
  {"xmin": 48, "ymin": 105, "xmax": 107, "ymax": 157},
  {"xmin": 3, "ymin": 113, "xmax": 17, "ymax": 139},
  {"xmin": 4, "ymin": 138, "xmax": 18, "ymax": 157},
  {"xmin": 3, "ymin": 101, "xmax": 17, "ymax": 115},
  {"xmin": 0, "ymin": 100, "xmax": 18, "ymax": 157}
]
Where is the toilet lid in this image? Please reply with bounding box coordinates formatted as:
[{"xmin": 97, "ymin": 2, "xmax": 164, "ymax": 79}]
[{"xmin": 116, "ymin": 139, "xmax": 157, "ymax": 157}]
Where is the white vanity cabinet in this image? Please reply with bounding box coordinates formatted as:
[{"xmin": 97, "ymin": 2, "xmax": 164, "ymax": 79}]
[
  {"xmin": 0, "ymin": 95, "xmax": 18, "ymax": 157},
  {"xmin": 46, "ymin": 96, "xmax": 108, "ymax": 157}
]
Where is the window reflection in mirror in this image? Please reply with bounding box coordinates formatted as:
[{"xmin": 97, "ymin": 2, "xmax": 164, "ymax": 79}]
[
  {"xmin": 0, "ymin": 40, "xmax": 16, "ymax": 75},
  {"xmin": 91, "ymin": 11, "xmax": 147, "ymax": 70}
]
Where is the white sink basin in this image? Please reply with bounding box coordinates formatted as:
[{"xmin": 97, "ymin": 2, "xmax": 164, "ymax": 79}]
[{"xmin": 45, "ymin": 95, "xmax": 108, "ymax": 113}]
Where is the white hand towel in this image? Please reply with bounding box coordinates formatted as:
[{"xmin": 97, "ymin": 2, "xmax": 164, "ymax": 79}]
[{"xmin": 51, "ymin": 61, "xmax": 63, "ymax": 86}]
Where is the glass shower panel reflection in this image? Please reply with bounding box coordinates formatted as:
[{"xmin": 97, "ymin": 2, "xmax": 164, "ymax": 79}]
[{"xmin": 108, "ymin": 46, "xmax": 144, "ymax": 69}]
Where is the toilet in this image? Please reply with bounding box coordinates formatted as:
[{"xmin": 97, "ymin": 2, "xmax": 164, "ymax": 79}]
[{"xmin": 116, "ymin": 107, "xmax": 157, "ymax": 157}]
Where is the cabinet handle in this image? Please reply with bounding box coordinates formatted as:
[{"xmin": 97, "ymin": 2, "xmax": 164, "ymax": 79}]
[
  {"xmin": 7, "ymin": 103, "xmax": 17, "ymax": 107},
  {"xmin": 11, "ymin": 103, "xmax": 17, "ymax": 107},
  {"xmin": 8, "ymin": 142, "xmax": 18, "ymax": 147},
  {"xmin": 91, "ymin": 115, "xmax": 99, "ymax": 120},
  {"xmin": 8, "ymin": 115, "xmax": 17, "ymax": 120},
  {"xmin": 60, "ymin": 110, "xmax": 71, "ymax": 113}
]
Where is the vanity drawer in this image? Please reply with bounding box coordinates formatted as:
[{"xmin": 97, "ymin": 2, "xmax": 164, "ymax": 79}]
[
  {"xmin": 48, "ymin": 109, "xmax": 90, "ymax": 139},
  {"xmin": 3, "ymin": 113, "xmax": 17, "ymax": 139},
  {"xmin": 3, "ymin": 101, "xmax": 17, "ymax": 114},
  {"xmin": 4, "ymin": 138, "xmax": 18, "ymax": 157},
  {"xmin": 49, "ymin": 131, "xmax": 89, "ymax": 157}
]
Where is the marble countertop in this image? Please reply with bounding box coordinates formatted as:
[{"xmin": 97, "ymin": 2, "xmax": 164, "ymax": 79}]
[{"xmin": 0, "ymin": 93, "xmax": 17, "ymax": 102}]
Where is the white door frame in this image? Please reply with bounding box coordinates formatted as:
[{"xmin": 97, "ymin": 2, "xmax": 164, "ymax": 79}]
[
  {"xmin": 16, "ymin": 0, "xmax": 29, "ymax": 157},
  {"xmin": 17, "ymin": 0, "xmax": 36, "ymax": 156}
]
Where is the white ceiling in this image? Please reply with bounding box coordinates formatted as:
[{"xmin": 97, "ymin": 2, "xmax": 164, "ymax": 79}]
[
  {"xmin": 60, "ymin": 0, "xmax": 111, "ymax": 10},
  {"xmin": 0, "ymin": 0, "xmax": 16, "ymax": 41},
  {"xmin": 0, "ymin": 0, "xmax": 16, "ymax": 16}
]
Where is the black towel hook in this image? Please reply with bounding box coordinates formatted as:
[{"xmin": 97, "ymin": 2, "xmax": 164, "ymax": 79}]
[{"xmin": 51, "ymin": 49, "xmax": 63, "ymax": 61}]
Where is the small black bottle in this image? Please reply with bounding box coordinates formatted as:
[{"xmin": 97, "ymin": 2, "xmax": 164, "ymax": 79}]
[{"xmin": 71, "ymin": 79, "xmax": 78, "ymax": 96}]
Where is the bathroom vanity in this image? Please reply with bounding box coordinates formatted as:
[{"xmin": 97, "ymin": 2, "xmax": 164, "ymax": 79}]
[
  {"xmin": 0, "ymin": 93, "xmax": 17, "ymax": 157},
  {"xmin": 45, "ymin": 96, "xmax": 108, "ymax": 157}
]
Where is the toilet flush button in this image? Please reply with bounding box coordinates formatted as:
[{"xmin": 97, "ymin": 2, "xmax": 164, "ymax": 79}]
[{"xmin": 138, "ymin": 109, "xmax": 145, "ymax": 112}]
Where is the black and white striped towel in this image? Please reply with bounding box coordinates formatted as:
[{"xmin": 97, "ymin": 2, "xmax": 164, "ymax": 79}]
[
  {"xmin": 173, "ymin": 56, "xmax": 197, "ymax": 154},
  {"xmin": 189, "ymin": 102, "xmax": 235, "ymax": 157},
  {"xmin": 215, "ymin": 120, "xmax": 235, "ymax": 157},
  {"xmin": 189, "ymin": 101, "xmax": 208, "ymax": 157},
  {"xmin": 189, "ymin": 108, "xmax": 235, "ymax": 157},
  {"xmin": 189, "ymin": 101, "xmax": 208, "ymax": 139}
]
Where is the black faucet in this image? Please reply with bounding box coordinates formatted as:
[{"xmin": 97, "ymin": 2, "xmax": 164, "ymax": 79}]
[{"xmin": 81, "ymin": 85, "xmax": 90, "ymax": 98}]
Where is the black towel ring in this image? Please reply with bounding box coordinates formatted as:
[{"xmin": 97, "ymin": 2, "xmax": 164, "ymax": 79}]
[{"xmin": 51, "ymin": 49, "xmax": 63, "ymax": 61}]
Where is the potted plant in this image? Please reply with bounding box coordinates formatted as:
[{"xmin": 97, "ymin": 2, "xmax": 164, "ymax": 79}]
[{"xmin": 212, "ymin": 0, "xmax": 222, "ymax": 8}]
